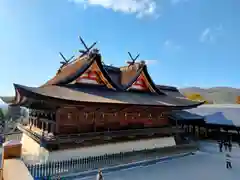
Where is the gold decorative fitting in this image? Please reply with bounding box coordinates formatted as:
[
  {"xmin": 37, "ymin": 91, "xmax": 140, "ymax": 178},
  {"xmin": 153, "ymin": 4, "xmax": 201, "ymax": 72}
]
[
  {"xmin": 67, "ymin": 113, "xmax": 72, "ymax": 119},
  {"xmin": 140, "ymin": 60, "xmax": 146, "ymax": 65}
]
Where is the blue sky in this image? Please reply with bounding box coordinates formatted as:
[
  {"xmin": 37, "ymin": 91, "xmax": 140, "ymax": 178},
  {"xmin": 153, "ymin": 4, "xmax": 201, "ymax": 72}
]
[{"xmin": 0, "ymin": 0, "xmax": 240, "ymax": 96}]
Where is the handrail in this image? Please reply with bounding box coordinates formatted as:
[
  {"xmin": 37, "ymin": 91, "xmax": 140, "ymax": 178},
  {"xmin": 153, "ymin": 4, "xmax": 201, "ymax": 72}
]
[{"xmin": 18, "ymin": 124, "xmax": 177, "ymax": 145}]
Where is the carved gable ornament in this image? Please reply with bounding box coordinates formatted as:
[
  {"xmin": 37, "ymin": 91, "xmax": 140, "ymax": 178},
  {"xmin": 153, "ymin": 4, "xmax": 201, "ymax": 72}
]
[{"xmin": 129, "ymin": 73, "xmax": 148, "ymax": 91}]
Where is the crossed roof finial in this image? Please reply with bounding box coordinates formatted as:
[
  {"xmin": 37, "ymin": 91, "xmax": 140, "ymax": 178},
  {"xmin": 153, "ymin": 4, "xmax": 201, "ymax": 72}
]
[
  {"xmin": 57, "ymin": 52, "xmax": 75, "ymax": 73},
  {"xmin": 78, "ymin": 36, "xmax": 98, "ymax": 58},
  {"xmin": 127, "ymin": 52, "xmax": 140, "ymax": 68}
]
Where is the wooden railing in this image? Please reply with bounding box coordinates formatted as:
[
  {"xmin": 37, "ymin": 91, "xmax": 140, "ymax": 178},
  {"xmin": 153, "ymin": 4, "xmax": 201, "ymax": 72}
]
[{"xmin": 18, "ymin": 124, "xmax": 177, "ymax": 144}]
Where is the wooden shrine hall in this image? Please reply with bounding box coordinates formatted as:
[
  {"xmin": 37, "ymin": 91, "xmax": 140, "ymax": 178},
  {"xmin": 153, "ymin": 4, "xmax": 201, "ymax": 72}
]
[{"xmin": 4, "ymin": 36, "xmax": 204, "ymax": 150}]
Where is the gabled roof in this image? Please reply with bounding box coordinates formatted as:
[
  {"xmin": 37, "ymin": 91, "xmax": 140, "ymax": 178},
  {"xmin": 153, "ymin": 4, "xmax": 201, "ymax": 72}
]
[
  {"xmin": 43, "ymin": 52, "xmax": 167, "ymax": 95},
  {"xmin": 5, "ymin": 47, "xmax": 205, "ymax": 110},
  {"xmin": 43, "ymin": 53, "xmax": 121, "ymax": 90},
  {"xmin": 43, "ymin": 55, "xmax": 91, "ymax": 86},
  {"xmin": 120, "ymin": 63, "xmax": 165, "ymax": 94}
]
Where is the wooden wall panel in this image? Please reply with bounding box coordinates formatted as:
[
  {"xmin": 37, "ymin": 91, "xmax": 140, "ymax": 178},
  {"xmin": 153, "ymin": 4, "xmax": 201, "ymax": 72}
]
[
  {"xmin": 56, "ymin": 107, "xmax": 80, "ymax": 134},
  {"xmin": 55, "ymin": 105, "xmax": 171, "ymax": 134}
]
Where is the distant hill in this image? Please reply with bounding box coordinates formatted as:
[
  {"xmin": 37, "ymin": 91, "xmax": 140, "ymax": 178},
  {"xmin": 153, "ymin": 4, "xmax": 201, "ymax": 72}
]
[
  {"xmin": 2, "ymin": 87, "xmax": 240, "ymax": 105},
  {"xmin": 179, "ymin": 87, "xmax": 240, "ymax": 104},
  {"xmin": 0, "ymin": 96, "xmax": 14, "ymax": 104}
]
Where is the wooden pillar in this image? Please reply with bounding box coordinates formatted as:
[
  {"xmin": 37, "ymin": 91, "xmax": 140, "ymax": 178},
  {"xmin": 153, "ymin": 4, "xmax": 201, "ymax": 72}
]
[
  {"xmin": 29, "ymin": 118, "xmax": 33, "ymax": 130},
  {"xmin": 46, "ymin": 122, "xmax": 49, "ymax": 133},
  {"xmin": 205, "ymin": 127, "xmax": 208, "ymax": 138},
  {"xmin": 36, "ymin": 118, "xmax": 39, "ymax": 129},
  {"xmin": 93, "ymin": 112, "xmax": 96, "ymax": 132},
  {"xmin": 198, "ymin": 126, "xmax": 200, "ymax": 137},
  {"xmin": 34, "ymin": 118, "xmax": 37, "ymax": 128},
  {"xmin": 34, "ymin": 118, "xmax": 37, "ymax": 127},
  {"xmin": 41, "ymin": 120, "xmax": 44, "ymax": 131},
  {"xmin": 50, "ymin": 124, "xmax": 55, "ymax": 134},
  {"xmin": 195, "ymin": 126, "xmax": 199, "ymax": 138}
]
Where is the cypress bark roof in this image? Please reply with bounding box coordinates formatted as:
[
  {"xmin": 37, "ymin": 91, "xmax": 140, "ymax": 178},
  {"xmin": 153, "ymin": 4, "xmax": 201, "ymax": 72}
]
[
  {"xmin": 5, "ymin": 50, "xmax": 204, "ymax": 108},
  {"xmin": 11, "ymin": 83, "xmax": 204, "ymax": 108}
]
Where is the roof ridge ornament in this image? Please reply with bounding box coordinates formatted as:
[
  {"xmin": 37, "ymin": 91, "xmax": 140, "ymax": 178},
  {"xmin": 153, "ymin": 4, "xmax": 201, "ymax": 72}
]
[
  {"xmin": 127, "ymin": 52, "xmax": 140, "ymax": 68},
  {"xmin": 78, "ymin": 36, "xmax": 98, "ymax": 58},
  {"xmin": 138, "ymin": 60, "xmax": 146, "ymax": 69},
  {"xmin": 140, "ymin": 60, "xmax": 146, "ymax": 65}
]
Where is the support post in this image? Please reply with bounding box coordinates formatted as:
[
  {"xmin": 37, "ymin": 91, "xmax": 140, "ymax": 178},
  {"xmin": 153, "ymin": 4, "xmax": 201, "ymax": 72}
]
[
  {"xmin": 46, "ymin": 122, "xmax": 49, "ymax": 133},
  {"xmin": 41, "ymin": 120, "xmax": 44, "ymax": 132}
]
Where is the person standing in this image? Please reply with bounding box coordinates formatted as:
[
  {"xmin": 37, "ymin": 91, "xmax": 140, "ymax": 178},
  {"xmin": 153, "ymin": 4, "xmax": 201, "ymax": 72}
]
[
  {"xmin": 218, "ymin": 141, "xmax": 223, "ymax": 152},
  {"xmin": 224, "ymin": 141, "xmax": 228, "ymax": 151},
  {"xmin": 228, "ymin": 142, "xmax": 232, "ymax": 152},
  {"xmin": 96, "ymin": 169, "xmax": 104, "ymax": 180},
  {"xmin": 225, "ymin": 154, "xmax": 232, "ymax": 169}
]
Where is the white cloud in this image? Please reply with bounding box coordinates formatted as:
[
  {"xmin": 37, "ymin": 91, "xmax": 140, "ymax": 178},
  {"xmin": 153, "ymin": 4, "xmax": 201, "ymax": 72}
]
[
  {"xmin": 144, "ymin": 59, "xmax": 158, "ymax": 65},
  {"xmin": 164, "ymin": 40, "xmax": 181, "ymax": 50},
  {"xmin": 200, "ymin": 25, "xmax": 223, "ymax": 43},
  {"xmin": 69, "ymin": 0, "xmax": 158, "ymax": 18}
]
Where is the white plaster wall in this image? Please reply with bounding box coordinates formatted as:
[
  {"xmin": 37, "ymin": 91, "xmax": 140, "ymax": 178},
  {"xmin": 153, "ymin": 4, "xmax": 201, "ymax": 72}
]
[
  {"xmin": 21, "ymin": 133, "xmax": 49, "ymax": 164},
  {"xmin": 47, "ymin": 137, "xmax": 176, "ymax": 161},
  {"xmin": 21, "ymin": 132, "xmax": 175, "ymax": 163}
]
